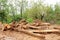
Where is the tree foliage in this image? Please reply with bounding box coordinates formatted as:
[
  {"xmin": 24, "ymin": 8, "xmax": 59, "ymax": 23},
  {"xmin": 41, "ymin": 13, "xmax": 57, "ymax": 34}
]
[{"xmin": 0, "ymin": 0, "xmax": 60, "ymax": 24}]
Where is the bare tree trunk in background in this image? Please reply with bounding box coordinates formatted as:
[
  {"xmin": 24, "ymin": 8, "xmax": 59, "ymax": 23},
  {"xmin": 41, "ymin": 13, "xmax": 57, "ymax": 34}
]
[
  {"xmin": 41, "ymin": 13, "xmax": 44, "ymax": 21},
  {"xmin": 21, "ymin": 5, "xmax": 23, "ymax": 19},
  {"xmin": 20, "ymin": 0, "xmax": 24, "ymax": 19}
]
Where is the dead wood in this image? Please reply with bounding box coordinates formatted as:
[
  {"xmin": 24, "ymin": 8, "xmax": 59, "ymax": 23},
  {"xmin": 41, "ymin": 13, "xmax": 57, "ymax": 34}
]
[
  {"xmin": 30, "ymin": 29, "xmax": 60, "ymax": 33},
  {"xmin": 13, "ymin": 28, "xmax": 45, "ymax": 38},
  {"xmin": 54, "ymin": 27, "xmax": 60, "ymax": 30}
]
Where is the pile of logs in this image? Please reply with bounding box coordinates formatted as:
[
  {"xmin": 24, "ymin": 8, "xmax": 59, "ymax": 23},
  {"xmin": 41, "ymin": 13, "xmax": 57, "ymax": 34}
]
[{"xmin": 0, "ymin": 19, "xmax": 60, "ymax": 38}]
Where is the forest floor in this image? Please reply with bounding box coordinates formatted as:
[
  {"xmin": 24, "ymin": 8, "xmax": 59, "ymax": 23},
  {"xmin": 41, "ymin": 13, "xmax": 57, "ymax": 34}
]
[{"xmin": 0, "ymin": 19, "xmax": 60, "ymax": 40}]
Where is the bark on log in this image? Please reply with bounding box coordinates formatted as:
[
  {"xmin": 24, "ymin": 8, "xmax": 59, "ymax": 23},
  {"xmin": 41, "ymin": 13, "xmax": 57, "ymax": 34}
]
[
  {"xmin": 31, "ymin": 29, "xmax": 60, "ymax": 33},
  {"xmin": 54, "ymin": 27, "xmax": 60, "ymax": 30},
  {"xmin": 13, "ymin": 28, "xmax": 45, "ymax": 38}
]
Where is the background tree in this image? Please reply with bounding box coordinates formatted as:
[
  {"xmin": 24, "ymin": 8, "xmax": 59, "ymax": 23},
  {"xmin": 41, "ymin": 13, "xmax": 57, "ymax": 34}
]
[
  {"xmin": 17, "ymin": 0, "xmax": 28, "ymax": 19},
  {"xmin": 0, "ymin": 0, "xmax": 9, "ymax": 23}
]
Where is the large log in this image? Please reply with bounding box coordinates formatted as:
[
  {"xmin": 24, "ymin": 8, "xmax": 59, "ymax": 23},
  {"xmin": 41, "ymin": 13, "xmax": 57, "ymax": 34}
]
[
  {"xmin": 13, "ymin": 28, "xmax": 45, "ymax": 38},
  {"xmin": 23, "ymin": 25, "xmax": 50, "ymax": 30}
]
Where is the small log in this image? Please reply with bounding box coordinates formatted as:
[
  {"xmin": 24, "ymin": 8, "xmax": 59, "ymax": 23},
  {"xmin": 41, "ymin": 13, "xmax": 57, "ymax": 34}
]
[
  {"xmin": 31, "ymin": 29, "xmax": 60, "ymax": 33},
  {"xmin": 54, "ymin": 27, "xmax": 60, "ymax": 30},
  {"xmin": 28, "ymin": 26, "xmax": 41, "ymax": 29}
]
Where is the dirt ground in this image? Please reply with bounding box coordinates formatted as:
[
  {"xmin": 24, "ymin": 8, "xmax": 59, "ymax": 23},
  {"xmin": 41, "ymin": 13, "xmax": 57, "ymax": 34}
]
[
  {"xmin": 0, "ymin": 30, "xmax": 60, "ymax": 40},
  {"xmin": 0, "ymin": 30, "xmax": 43, "ymax": 40}
]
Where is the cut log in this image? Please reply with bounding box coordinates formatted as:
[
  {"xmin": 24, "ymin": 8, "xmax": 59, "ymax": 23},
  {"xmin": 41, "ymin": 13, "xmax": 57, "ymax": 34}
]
[
  {"xmin": 31, "ymin": 29, "xmax": 60, "ymax": 33},
  {"xmin": 13, "ymin": 28, "xmax": 45, "ymax": 38},
  {"xmin": 40, "ymin": 23, "xmax": 51, "ymax": 26},
  {"xmin": 24, "ymin": 26, "xmax": 49, "ymax": 30},
  {"xmin": 2, "ymin": 24, "xmax": 11, "ymax": 31},
  {"xmin": 54, "ymin": 26, "xmax": 60, "ymax": 29},
  {"xmin": 28, "ymin": 26, "xmax": 43, "ymax": 30}
]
